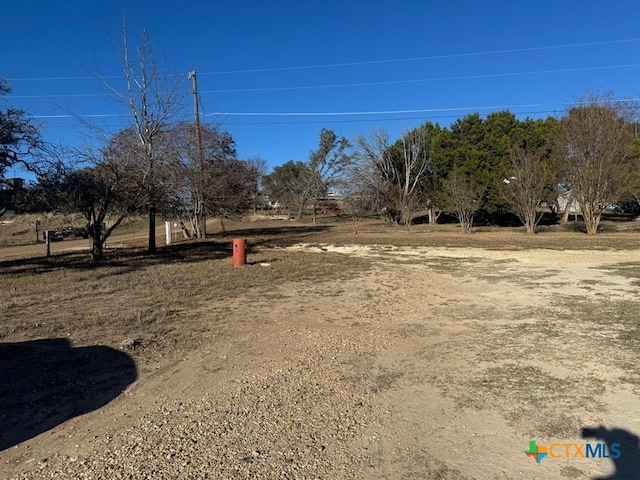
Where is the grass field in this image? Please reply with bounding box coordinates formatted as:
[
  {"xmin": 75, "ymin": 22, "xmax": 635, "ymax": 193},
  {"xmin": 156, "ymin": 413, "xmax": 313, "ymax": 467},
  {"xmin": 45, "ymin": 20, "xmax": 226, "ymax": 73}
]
[{"xmin": 1, "ymin": 214, "xmax": 640, "ymax": 479}]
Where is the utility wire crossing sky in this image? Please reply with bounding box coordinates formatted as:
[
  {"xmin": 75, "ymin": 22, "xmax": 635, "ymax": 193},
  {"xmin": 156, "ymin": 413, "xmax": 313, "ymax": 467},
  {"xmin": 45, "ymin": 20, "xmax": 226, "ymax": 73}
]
[{"xmin": 2, "ymin": 0, "xmax": 640, "ymax": 174}]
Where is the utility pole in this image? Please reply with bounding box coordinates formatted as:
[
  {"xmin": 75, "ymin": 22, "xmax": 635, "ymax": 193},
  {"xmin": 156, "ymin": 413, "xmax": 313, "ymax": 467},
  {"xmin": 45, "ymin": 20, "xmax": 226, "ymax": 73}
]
[{"xmin": 188, "ymin": 70, "xmax": 206, "ymax": 237}]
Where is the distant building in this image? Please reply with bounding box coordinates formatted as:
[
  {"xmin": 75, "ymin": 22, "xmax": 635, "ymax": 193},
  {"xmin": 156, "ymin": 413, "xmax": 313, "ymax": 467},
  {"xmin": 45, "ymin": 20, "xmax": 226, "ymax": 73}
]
[{"xmin": 557, "ymin": 190, "xmax": 581, "ymax": 214}]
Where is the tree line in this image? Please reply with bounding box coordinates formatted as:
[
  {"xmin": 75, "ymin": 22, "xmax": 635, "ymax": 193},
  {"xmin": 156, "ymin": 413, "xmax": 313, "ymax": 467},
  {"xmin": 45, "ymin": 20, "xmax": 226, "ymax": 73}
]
[
  {"xmin": 2, "ymin": 26, "xmax": 640, "ymax": 262},
  {"xmin": 264, "ymin": 93, "xmax": 640, "ymax": 236}
]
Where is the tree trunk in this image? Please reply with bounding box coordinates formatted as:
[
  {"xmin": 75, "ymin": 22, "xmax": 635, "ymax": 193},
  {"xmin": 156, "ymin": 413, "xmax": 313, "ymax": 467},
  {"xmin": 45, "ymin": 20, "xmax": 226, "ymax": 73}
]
[
  {"xmin": 583, "ymin": 203, "xmax": 601, "ymax": 235},
  {"xmin": 194, "ymin": 195, "xmax": 206, "ymax": 238},
  {"xmin": 560, "ymin": 193, "xmax": 573, "ymax": 224},
  {"xmin": 428, "ymin": 206, "xmax": 439, "ymax": 225},
  {"xmin": 180, "ymin": 221, "xmax": 192, "ymax": 239},
  {"xmin": 525, "ymin": 208, "xmax": 537, "ymax": 235},
  {"xmin": 458, "ymin": 211, "xmax": 473, "ymax": 233},
  {"xmin": 312, "ymin": 198, "xmax": 318, "ymax": 225},
  {"xmin": 90, "ymin": 236, "xmax": 104, "ymax": 262},
  {"xmin": 526, "ymin": 220, "xmax": 535, "ymax": 235},
  {"xmin": 404, "ymin": 207, "xmax": 413, "ymax": 231},
  {"xmin": 148, "ymin": 205, "xmax": 157, "ymax": 253}
]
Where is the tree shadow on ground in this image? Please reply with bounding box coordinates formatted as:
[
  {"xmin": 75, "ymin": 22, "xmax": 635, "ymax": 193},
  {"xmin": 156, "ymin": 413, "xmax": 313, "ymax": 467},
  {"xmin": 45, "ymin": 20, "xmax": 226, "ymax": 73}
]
[
  {"xmin": 0, "ymin": 240, "xmax": 234, "ymax": 277},
  {"xmin": 0, "ymin": 338, "xmax": 137, "ymax": 451},
  {"xmin": 0, "ymin": 225, "xmax": 329, "ymax": 275},
  {"xmin": 211, "ymin": 224, "xmax": 329, "ymax": 246},
  {"xmin": 581, "ymin": 425, "xmax": 640, "ymax": 479}
]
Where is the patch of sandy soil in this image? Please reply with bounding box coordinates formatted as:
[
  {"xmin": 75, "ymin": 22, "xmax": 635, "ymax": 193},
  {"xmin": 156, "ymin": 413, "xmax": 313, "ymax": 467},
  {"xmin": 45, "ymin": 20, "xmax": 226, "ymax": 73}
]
[{"xmin": 2, "ymin": 244, "xmax": 640, "ymax": 479}]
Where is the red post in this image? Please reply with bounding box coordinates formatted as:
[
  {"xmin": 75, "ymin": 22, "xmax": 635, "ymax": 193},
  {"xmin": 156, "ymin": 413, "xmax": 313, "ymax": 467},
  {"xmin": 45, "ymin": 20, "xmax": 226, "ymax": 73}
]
[{"xmin": 232, "ymin": 238, "xmax": 246, "ymax": 267}]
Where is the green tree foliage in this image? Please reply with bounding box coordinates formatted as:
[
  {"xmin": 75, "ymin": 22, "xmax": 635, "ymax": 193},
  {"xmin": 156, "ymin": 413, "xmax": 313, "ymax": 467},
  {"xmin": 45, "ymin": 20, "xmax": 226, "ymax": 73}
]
[
  {"xmin": 262, "ymin": 129, "xmax": 352, "ymax": 221},
  {"xmin": 0, "ymin": 79, "xmax": 42, "ymax": 216},
  {"xmin": 0, "ymin": 79, "xmax": 40, "ymax": 179},
  {"xmin": 430, "ymin": 112, "xmax": 560, "ymax": 227},
  {"xmin": 432, "ymin": 114, "xmax": 489, "ymax": 224},
  {"xmin": 13, "ymin": 168, "xmax": 67, "ymax": 214},
  {"xmin": 440, "ymin": 111, "xmax": 517, "ymax": 215},
  {"xmin": 262, "ymin": 160, "xmax": 312, "ymax": 218},
  {"xmin": 479, "ymin": 111, "xmax": 520, "ymax": 212},
  {"xmin": 306, "ymin": 129, "xmax": 352, "ymax": 224}
]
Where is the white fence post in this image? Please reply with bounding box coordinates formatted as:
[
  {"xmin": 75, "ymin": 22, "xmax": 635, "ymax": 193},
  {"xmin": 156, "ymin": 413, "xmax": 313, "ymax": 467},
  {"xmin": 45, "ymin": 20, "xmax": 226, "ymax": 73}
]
[{"xmin": 165, "ymin": 221, "xmax": 172, "ymax": 245}]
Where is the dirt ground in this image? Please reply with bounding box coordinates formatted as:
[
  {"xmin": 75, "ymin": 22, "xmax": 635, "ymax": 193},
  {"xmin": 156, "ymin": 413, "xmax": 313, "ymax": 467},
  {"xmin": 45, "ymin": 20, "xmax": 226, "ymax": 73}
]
[{"xmin": 1, "ymin": 219, "xmax": 640, "ymax": 479}]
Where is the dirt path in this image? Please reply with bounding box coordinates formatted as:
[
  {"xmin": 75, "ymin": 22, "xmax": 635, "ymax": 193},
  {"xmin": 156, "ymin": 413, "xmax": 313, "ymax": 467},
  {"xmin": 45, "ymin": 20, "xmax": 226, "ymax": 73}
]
[
  {"xmin": 0, "ymin": 225, "xmax": 167, "ymax": 260},
  {"xmin": 2, "ymin": 245, "xmax": 640, "ymax": 479}
]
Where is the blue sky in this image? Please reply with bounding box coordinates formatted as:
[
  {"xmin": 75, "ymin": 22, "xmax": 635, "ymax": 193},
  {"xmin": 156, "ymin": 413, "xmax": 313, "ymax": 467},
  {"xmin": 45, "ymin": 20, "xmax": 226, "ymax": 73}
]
[{"xmin": 2, "ymin": 0, "xmax": 640, "ymax": 179}]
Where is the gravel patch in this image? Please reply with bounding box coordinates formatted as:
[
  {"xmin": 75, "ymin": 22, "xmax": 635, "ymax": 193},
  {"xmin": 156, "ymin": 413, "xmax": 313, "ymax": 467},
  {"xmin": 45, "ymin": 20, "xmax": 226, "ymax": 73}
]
[{"xmin": 14, "ymin": 331, "xmax": 380, "ymax": 479}]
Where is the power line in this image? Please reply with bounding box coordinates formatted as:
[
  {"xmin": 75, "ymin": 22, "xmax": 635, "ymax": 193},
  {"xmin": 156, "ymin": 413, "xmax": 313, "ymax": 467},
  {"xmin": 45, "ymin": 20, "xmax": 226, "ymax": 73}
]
[
  {"xmin": 32, "ymin": 113, "xmax": 129, "ymax": 119},
  {"xmin": 11, "ymin": 93, "xmax": 121, "ymax": 99},
  {"xmin": 31, "ymin": 97, "xmax": 640, "ymax": 121},
  {"xmin": 220, "ymin": 110, "xmax": 565, "ymax": 126},
  {"xmin": 204, "ymin": 103, "xmax": 566, "ymax": 117},
  {"xmin": 11, "ymin": 61, "xmax": 640, "ymax": 100},
  {"xmin": 198, "ymin": 38, "xmax": 640, "ymax": 75},
  {"xmin": 7, "ymin": 37, "xmax": 640, "ymax": 82},
  {"xmin": 29, "ymin": 102, "xmax": 566, "ymax": 120},
  {"xmin": 32, "ymin": 109, "xmax": 565, "ymax": 129},
  {"xmin": 200, "ymin": 63, "xmax": 640, "ymax": 94}
]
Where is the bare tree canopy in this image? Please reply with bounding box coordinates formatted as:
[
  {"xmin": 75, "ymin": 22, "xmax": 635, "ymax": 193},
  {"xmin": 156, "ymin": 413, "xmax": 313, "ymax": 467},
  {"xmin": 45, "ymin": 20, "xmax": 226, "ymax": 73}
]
[
  {"xmin": 443, "ymin": 170, "xmax": 485, "ymax": 233},
  {"xmin": 559, "ymin": 93, "xmax": 637, "ymax": 234},
  {"xmin": 354, "ymin": 127, "xmax": 430, "ymax": 226},
  {"xmin": 504, "ymin": 119, "xmax": 559, "ymax": 234},
  {"xmin": 504, "ymin": 144, "xmax": 555, "ymax": 234},
  {"xmin": 98, "ymin": 22, "xmax": 184, "ymax": 253}
]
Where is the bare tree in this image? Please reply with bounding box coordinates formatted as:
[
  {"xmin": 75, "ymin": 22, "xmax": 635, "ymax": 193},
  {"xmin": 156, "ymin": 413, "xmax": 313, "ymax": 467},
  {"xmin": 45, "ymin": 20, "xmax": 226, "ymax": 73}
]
[
  {"xmin": 444, "ymin": 171, "xmax": 485, "ymax": 233},
  {"xmin": 162, "ymin": 122, "xmax": 243, "ymax": 238},
  {"xmin": 347, "ymin": 132, "xmax": 386, "ymax": 214},
  {"xmin": 559, "ymin": 94, "xmax": 636, "ymax": 234},
  {"xmin": 504, "ymin": 142, "xmax": 557, "ymax": 234},
  {"xmin": 340, "ymin": 148, "xmax": 383, "ymax": 233},
  {"xmin": 395, "ymin": 128, "xmax": 431, "ymax": 227},
  {"xmin": 353, "ymin": 128, "xmax": 430, "ymax": 227},
  {"xmin": 100, "ymin": 22, "xmax": 183, "ymax": 253},
  {"xmin": 203, "ymin": 156, "xmax": 259, "ymax": 231},
  {"xmin": 59, "ymin": 135, "xmax": 146, "ymax": 260}
]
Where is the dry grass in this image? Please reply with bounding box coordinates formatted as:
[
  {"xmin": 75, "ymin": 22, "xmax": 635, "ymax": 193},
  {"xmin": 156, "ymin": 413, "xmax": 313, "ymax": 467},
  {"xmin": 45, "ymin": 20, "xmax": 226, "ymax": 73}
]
[
  {"xmin": 3, "ymin": 212, "xmax": 640, "ymax": 250},
  {"xmin": 0, "ymin": 239, "xmax": 373, "ymax": 372},
  {"xmin": 2, "ymin": 214, "xmax": 640, "ymax": 479},
  {"xmin": 2, "ymin": 214, "xmax": 639, "ymax": 370},
  {"xmin": 0, "ymin": 214, "xmax": 147, "ymax": 247}
]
